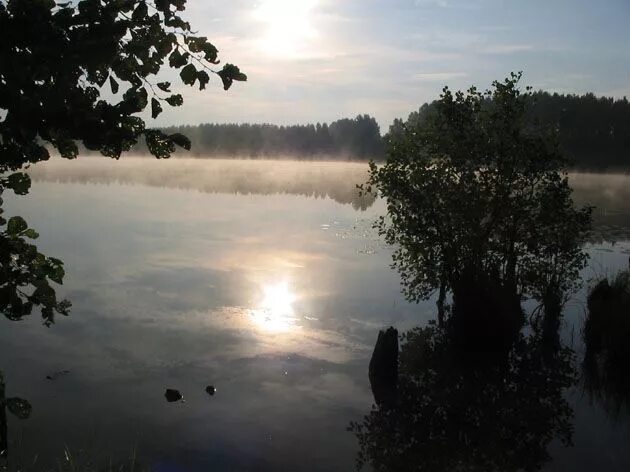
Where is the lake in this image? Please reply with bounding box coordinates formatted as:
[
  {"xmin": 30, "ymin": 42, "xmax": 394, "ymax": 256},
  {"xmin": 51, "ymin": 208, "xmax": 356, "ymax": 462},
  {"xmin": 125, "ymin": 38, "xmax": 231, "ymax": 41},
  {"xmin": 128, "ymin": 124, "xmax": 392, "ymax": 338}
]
[{"xmin": 2, "ymin": 158, "xmax": 630, "ymax": 471}]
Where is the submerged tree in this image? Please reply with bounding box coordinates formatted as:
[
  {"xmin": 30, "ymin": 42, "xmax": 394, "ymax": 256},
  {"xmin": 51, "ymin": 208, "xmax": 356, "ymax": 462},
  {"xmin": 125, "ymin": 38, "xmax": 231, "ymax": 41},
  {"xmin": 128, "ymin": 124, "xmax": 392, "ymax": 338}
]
[
  {"xmin": 0, "ymin": 0, "xmax": 246, "ymax": 323},
  {"xmin": 367, "ymin": 72, "xmax": 592, "ymax": 322}
]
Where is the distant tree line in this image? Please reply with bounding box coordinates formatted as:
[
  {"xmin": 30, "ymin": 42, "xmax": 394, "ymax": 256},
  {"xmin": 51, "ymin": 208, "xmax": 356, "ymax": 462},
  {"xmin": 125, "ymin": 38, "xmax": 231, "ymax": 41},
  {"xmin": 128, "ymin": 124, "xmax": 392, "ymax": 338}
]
[
  {"xmin": 394, "ymin": 91, "xmax": 630, "ymax": 170},
  {"xmin": 529, "ymin": 92, "xmax": 630, "ymax": 169},
  {"xmin": 81, "ymin": 92, "xmax": 629, "ymax": 167},
  {"xmin": 126, "ymin": 114, "xmax": 385, "ymax": 160}
]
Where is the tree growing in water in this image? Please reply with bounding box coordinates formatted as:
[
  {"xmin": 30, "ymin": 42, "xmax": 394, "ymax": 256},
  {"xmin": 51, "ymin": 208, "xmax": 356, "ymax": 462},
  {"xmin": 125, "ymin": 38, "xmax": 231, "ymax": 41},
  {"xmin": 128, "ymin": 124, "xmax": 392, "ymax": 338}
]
[
  {"xmin": 367, "ymin": 72, "xmax": 592, "ymax": 323},
  {"xmin": 0, "ymin": 0, "xmax": 245, "ymax": 324}
]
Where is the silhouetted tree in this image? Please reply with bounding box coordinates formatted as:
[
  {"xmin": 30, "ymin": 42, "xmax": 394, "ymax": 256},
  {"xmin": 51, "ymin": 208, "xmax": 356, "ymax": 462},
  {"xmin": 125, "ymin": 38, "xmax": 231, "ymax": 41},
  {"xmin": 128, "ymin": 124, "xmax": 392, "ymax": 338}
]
[{"xmin": 367, "ymin": 73, "xmax": 592, "ymax": 323}]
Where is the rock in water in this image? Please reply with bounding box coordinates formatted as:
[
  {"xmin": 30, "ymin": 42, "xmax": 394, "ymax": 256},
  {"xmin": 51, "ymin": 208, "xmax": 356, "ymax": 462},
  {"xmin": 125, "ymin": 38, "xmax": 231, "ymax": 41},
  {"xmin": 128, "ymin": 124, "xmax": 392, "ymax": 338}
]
[
  {"xmin": 205, "ymin": 385, "xmax": 216, "ymax": 396},
  {"xmin": 164, "ymin": 389, "xmax": 183, "ymax": 402},
  {"xmin": 368, "ymin": 327, "xmax": 399, "ymax": 408},
  {"xmin": 45, "ymin": 370, "xmax": 70, "ymax": 381}
]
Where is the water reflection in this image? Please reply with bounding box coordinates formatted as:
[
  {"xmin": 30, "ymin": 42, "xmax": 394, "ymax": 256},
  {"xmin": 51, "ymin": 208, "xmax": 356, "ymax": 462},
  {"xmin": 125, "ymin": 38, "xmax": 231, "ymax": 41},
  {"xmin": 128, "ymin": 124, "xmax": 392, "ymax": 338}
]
[
  {"xmin": 3, "ymin": 163, "xmax": 630, "ymax": 470},
  {"xmin": 352, "ymin": 299, "xmax": 577, "ymax": 472},
  {"xmin": 27, "ymin": 158, "xmax": 376, "ymax": 210},
  {"xmin": 582, "ymin": 269, "xmax": 630, "ymax": 417},
  {"xmin": 250, "ymin": 280, "xmax": 299, "ymax": 332}
]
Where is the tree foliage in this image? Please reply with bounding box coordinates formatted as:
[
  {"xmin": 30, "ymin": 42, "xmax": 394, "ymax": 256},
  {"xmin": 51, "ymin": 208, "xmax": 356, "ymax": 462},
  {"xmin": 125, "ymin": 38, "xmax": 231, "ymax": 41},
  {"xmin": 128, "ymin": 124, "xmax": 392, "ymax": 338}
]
[
  {"xmin": 0, "ymin": 0, "xmax": 246, "ymax": 172},
  {"xmin": 0, "ymin": 200, "xmax": 71, "ymax": 326},
  {"xmin": 368, "ymin": 73, "xmax": 592, "ymax": 309},
  {"xmin": 0, "ymin": 0, "xmax": 245, "ymax": 323}
]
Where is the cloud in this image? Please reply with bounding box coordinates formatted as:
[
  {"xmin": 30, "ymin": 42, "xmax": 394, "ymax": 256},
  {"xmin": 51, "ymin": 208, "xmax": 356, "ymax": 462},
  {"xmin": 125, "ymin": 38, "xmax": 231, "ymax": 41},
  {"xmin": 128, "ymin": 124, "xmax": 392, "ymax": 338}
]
[
  {"xmin": 414, "ymin": 0, "xmax": 450, "ymax": 7},
  {"xmin": 480, "ymin": 44, "xmax": 535, "ymax": 54},
  {"xmin": 413, "ymin": 72, "xmax": 469, "ymax": 81}
]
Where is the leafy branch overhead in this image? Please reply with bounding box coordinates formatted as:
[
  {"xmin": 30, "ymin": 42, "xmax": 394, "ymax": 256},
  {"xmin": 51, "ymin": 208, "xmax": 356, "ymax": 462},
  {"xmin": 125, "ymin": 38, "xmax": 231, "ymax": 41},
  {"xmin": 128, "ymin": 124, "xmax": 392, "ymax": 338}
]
[
  {"xmin": 0, "ymin": 0, "xmax": 247, "ymax": 170},
  {"xmin": 0, "ymin": 205, "xmax": 71, "ymax": 326},
  {"xmin": 0, "ymin": 0, "xmax": 245, "ymax": 324},
  {"xmin": 0, "ymin": 172, "xmax": 70, "ymax": 325}
]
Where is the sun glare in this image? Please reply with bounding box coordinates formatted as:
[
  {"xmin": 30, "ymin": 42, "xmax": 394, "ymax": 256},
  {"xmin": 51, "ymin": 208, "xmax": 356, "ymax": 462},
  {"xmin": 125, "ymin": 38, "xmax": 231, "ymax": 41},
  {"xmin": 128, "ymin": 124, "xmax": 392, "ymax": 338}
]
[
  {"xmin": 250, "ymin": 281, "xmax": 298, "ymax": 332},
  {"xmin": 254, "ymin": 0, "xmax": 318, "ymax": 58}
]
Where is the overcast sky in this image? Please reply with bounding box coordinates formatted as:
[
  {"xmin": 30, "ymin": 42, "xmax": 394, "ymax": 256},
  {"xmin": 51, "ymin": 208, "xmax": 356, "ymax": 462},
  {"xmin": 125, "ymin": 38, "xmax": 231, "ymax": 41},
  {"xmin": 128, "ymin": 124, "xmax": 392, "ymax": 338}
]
[{"xmin": 154, "ymin": 0, "xmax": 630, "ymax": 131}]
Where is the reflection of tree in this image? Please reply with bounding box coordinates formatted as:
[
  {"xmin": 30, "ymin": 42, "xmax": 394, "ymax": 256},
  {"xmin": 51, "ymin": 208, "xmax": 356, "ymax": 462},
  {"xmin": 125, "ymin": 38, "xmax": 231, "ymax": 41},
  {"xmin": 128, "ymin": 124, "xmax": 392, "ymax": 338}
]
[
  {"xmin": 582, "ymin": 271, "xmax": 630, "ymax": 417},
  {"xmin": 351, "ymin": 306, "xmax": 577, "ymax": 472}
]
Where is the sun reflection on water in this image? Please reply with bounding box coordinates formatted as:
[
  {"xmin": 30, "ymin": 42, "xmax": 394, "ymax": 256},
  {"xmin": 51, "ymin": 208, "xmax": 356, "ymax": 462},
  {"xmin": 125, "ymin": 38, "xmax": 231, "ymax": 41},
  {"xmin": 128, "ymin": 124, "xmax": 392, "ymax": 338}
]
[{"xmin": 250, "ymin": 280, "xmax": 298, "ymax": 332}]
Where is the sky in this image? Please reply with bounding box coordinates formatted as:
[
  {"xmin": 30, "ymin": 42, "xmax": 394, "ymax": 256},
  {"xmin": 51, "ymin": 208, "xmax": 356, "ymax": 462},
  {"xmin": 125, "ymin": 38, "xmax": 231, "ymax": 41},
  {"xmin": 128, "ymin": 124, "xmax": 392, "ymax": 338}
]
[{"xmin": 153, "ymin": 0, "xmax": 630, "ymax": 131}]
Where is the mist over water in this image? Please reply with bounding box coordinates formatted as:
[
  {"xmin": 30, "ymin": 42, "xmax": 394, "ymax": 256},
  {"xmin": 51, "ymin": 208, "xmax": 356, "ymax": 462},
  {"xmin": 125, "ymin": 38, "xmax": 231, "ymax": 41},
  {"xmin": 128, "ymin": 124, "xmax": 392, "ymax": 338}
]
[
  {"xmin": 2, "ymin": 158, "xmax": 630, "ymax": 471},
  {"xmin": 26, "ymin": 158, "xmax": 630, "ymax": 236},
  {"xmin": 569, "ymin": 173, "xmax": 630, "ymax": 240},
  {"xmin": 27, "ymin": 157, "xmax": 376, "ymax": 210}
]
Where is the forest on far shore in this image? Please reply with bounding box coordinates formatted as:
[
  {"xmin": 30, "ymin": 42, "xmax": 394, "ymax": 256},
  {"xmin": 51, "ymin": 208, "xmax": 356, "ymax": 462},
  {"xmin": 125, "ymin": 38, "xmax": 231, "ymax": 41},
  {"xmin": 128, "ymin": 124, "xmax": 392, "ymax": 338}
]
[{"xmin": 123, "ymin": 91, "xmax": 630, "ymax": 170}]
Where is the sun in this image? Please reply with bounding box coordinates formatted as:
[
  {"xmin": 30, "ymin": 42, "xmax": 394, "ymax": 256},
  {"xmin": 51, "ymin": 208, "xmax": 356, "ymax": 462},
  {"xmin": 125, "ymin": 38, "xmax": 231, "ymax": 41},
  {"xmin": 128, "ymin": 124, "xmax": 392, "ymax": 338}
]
[
  {"xmin": 250, "ymin": 280, "xmax": 298, "ymax": 332},
  {"xmin": 261, "ymin": 281, "xmax": 295, "ymax": 316},
  {"xmin": 254, "ymin": 0, "xmax": 318, "ymax": 58}
]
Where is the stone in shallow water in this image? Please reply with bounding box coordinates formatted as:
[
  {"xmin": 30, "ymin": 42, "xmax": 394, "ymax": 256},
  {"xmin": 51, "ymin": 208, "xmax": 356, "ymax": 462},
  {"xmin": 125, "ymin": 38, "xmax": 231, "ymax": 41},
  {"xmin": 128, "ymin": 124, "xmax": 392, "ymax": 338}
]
[{"xmin": 164, "ymin": 389, "xmax": 183, "ymax": 402}]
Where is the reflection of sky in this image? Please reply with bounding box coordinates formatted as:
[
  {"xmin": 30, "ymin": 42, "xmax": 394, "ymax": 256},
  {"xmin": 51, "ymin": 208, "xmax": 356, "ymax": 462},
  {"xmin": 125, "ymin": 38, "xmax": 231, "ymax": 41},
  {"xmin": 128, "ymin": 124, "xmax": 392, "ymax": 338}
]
[
  {"xmin": 0, "ymin": 175, "xmax": 426, "ymax": 470},
  {"xmin": 3, "ymin": 162, "xmax": 630, "ymax": 470}
]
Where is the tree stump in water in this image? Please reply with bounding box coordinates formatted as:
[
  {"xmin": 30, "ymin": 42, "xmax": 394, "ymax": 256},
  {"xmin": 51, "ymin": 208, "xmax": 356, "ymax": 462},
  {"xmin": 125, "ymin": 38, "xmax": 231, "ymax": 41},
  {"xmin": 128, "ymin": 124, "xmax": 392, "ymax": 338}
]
[{"xmin": 368, "ymin": 327, "xmax": 399, "ymax": 408}]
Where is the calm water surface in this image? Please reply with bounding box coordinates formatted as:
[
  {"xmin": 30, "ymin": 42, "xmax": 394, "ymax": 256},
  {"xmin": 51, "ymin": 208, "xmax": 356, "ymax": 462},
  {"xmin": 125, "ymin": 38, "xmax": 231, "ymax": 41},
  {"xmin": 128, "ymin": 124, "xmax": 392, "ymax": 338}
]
[{"xmin": 2, "ymin": 158, "xmax": 630, "ymax": 471}]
